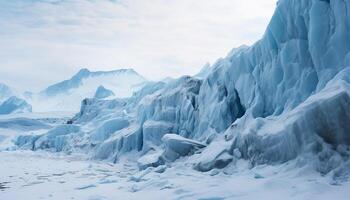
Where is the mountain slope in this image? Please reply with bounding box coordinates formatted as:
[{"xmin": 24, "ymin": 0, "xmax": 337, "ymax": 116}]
[
  {"xmin": 0, "ymin": 96, "xmax": 32, "ymax": 115},
  {"xmin": 31, "ymin": 68, "xmax": 146, "ymax": 112},
  {"xmin": 94, "ymin": 85, "xmax": 115, "ymax": 99},
  {"xmin": 0, "ymin": 83, "xmax": 14, "ymax": 103},
  {"xmin": 41, "ymin": 68, "xmax": 145, "ymax": 97}
]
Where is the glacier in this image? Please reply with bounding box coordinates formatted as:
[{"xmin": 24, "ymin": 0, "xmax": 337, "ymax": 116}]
[
  {"xmin": 1, "ymin": 0, "xmax": 350, "ymax": 198},
  {"xmin": 13, "ymin": 0, "xmax": 350, "ymax": 179}
]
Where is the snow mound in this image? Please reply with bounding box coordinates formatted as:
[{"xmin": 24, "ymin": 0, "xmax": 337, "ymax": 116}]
[
  {"xmin": 137, "ymin": 150, "xmax": 165, "ymax": 170},
  {"xmin": 0, "ymin": 96, "xmax": 32, "ymax": 115},
  {"xmin": 162, "ymin": 134, "xmax": 206, "ymax": 161},
  {"xmin": 194, "ymin": 139, "xmax": 233, "ymax": 172}
]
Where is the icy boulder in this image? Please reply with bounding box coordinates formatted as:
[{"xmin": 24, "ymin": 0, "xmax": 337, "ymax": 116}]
[
  {"xmin": 137, "ymin": 150, "xmax": 165, "ymax": 170},
  {"xmin": 194, "ymin": 140, "xmax": 233, "ymax": 172},
  {"xmin": 162, "ymin": 134, "xmax": 206, "ymax": 161},
  {"xmin": 94, "ymin": 85, "xmax": 115, "ymax": 99},
  {"xmin": 0, "ymin": 96, "xmax": 32, "ymax": 114}
]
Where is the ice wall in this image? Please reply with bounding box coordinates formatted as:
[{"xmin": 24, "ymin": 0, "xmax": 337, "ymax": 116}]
[{"xmin": 15, "ymin": 0, "xmax": 350, "ymax": 177}]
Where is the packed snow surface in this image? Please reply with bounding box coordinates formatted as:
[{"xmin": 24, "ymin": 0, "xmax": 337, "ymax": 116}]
[{"xmin": 0, "ymin": 151, "xmax": 349, "ymax": 200}]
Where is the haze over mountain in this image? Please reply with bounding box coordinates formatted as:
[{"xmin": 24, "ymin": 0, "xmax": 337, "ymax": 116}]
[
  {"xmin": 28, "ymin": 68, "xmax": 147, "ymax": 112},
  {"xmin": 0, "ymin": 83, "xmax": 13, "ymax": 103}
]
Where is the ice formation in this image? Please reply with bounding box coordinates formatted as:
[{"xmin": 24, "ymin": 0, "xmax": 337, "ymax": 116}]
[
  {"xmin": 14, "ymin": 0, "xmax": 350, "ymax": 182},
  {"xmin": 162, "ymin": 133, "xmax": 206, "ymax": 161}
]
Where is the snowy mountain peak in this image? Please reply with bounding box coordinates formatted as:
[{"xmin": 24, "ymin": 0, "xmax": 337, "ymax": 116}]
[
  {"xmin": 29, "ymin": 68, "xmax": 147, "ymax": 112},
  {"xmin": 0, "ymin": 96, "xmax": 32, "ymax": 115},
  {"xmin": 0, "ymin": 83, "xmax": 13, "ymax": 101},
  {"xmin": 74, "ymin": 68, "xmax": 91, "ymax": 78},
  {"xmin": 42, "ymin": 68, "xmax": 145, "ymax": 97},
  {"xmin": 74, "ymin": 68, "xmax": 143, "ymax": 80},
  {"xmin": 94, "ymin": 85, "xmax": 115, "ymax": 99}
]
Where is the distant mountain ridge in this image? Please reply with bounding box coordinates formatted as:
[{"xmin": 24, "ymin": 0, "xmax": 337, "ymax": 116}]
[
  {"xmin": 0, "ymin": 83, "xmax": 14, "ymax": 102},
  {"xmin": 0, "ymin": 96, "xmax": 32, "ymax": 115},
  {"xmin": 41, "ymin": 68, "xmax": 145, "ymax": 97},
  {"xmin": 26, "ymin": 68, "xmax": 148, "ymax": 112}
]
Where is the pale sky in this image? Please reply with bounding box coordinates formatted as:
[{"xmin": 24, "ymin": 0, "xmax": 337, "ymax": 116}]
[{"xmin": 0, "ymin": 0, "xmax": 276, "ymax": 92}]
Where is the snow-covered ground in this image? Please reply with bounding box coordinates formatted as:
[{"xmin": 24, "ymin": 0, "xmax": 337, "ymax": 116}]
[
  {"xmin": 0, "ymin": 110, "xmax": 348, "ymax": 199},
  {"xmin": 0, "ymin": 150, "xmax": 349, "ymax": 200}
]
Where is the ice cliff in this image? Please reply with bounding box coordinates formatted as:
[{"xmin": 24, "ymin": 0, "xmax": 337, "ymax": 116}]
[{"xmin": 15, "ymin": 0, "xmax": 350, "ymax": 181}]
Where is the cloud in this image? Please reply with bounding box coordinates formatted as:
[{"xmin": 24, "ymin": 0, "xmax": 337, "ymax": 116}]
[{"xmin": 0, "ymin": 0, "xmax": 276, "ymax": 91}]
